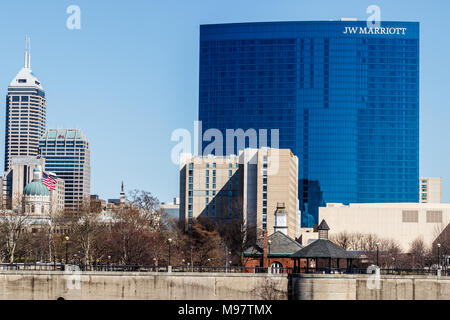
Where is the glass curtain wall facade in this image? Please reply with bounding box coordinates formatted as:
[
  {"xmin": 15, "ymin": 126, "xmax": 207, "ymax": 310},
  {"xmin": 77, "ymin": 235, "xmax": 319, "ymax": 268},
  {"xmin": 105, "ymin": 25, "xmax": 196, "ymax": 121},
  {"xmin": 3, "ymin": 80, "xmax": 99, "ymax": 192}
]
[
  {"xmin": 199, "ymin": 21, "xmax": 419, "ymax": 226},
  {"xmin": 39, "ymin": 129, "xmax": 91, "ymax": 210}
]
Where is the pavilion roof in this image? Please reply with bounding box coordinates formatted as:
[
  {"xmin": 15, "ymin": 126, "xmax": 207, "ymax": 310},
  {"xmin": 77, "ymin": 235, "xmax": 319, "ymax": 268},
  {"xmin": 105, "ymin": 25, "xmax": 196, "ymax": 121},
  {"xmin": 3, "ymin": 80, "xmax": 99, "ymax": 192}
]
[{"xmin": 291, "ymin": 239, "xmax": 356, "ymax": 259}]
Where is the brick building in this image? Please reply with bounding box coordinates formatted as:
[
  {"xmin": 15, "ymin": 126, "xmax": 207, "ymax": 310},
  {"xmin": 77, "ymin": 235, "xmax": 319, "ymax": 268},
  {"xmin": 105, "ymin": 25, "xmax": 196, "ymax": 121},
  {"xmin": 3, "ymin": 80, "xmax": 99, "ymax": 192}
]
[{"xmin": 243, "ymin": 231, "xmax": 305, "ymax": 273}]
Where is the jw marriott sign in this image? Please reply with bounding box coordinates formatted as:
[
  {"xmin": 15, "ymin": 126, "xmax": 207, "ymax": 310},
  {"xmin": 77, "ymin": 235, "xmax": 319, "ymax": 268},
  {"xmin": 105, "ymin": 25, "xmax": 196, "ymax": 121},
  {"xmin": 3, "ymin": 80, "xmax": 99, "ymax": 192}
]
[{"xmin": 343, "ymin": 26, "xmax": 407, "ymax": 35}]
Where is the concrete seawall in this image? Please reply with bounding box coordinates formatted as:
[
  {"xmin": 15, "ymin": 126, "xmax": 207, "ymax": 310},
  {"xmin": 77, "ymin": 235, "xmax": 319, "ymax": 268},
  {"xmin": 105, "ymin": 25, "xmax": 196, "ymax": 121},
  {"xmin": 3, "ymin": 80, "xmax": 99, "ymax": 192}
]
[
  {"xmin": 289, "ymin": 274, "xmax": 450, "ymax": 300},
  {"xmin": 0, "ymin": 271, "xmax": 288, "ymax": 300},
  {"xmin": 0, "ymin": 271, "xmax": 449, "ymax": 300}
]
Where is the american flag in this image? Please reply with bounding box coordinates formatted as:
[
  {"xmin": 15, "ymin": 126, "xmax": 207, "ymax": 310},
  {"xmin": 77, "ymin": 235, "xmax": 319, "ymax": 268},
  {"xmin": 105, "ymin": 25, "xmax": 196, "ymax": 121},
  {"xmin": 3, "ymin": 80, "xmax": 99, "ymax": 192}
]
[{"xmin": 42, "ymin": 172, "xmax": 57, "ymax": 190}]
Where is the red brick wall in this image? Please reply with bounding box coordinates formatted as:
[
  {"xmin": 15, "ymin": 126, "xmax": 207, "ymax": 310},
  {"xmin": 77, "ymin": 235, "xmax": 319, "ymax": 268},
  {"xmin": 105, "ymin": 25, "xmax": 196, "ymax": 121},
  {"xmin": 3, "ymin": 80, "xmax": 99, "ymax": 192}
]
[{"xmin": 243, "ymin": 256, "xmax": 306, "ymax": 270}]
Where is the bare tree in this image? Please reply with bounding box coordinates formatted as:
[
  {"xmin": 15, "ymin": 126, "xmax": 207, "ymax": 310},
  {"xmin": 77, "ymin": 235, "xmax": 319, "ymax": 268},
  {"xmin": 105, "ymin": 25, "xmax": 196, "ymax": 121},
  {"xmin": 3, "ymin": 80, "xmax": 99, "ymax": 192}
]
[
  {"xmin": 0, "ymin": 194, "xmax": 28, "ymax": 263},
  {"xmin": 409, "ymin": 237, "xmax": 430, "ymax": 269},
  {"xmin": 331, "ymin": 231, "xmax": 352, "ymax": 250},
  {"xmin": 254, "ymin": 278, "xmax": 286, "ymax": 300},
  {"xmin": 331, "ymin": 232, "xmax": 403, "ymax": 267},
  {"xmin": 216, "ymin": 197, "xmax": 258, "ymax": 266},
  {"xmin": 63, "ymin": 199, "xmax": 103, "ymax": 264},
  {"xmin": 127, "ymin": 190, "xmax": 162, "ymax": 230}
]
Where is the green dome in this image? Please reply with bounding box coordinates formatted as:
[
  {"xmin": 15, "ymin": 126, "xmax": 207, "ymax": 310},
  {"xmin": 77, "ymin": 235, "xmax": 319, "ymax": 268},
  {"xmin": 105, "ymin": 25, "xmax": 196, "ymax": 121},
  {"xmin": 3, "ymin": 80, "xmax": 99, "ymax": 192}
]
[{"xmin": 23, "ymin": 179, "xmax": 50, "ymax": 196}]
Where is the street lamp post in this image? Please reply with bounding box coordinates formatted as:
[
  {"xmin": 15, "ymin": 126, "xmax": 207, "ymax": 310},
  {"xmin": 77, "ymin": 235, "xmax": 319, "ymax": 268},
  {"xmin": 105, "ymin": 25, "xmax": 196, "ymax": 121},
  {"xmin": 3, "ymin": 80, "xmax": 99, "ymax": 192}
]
[
  {"xmin": 168, "ymin": 238, "xmax": 172, "ymax": 266},
  {"xmin": 65, "ymin": 236, "xmax": 69, "ymax": 265},
  {"xmin": 376, "ymin": 242, "xmax": 380, "ymax": 267},
  {"xmin": 190, "ymin": 244, "xmax": 193, "ymax": 271},
  {"xmin": 437, "ymin": 243, "xmax": 441, "ymax": 269}
]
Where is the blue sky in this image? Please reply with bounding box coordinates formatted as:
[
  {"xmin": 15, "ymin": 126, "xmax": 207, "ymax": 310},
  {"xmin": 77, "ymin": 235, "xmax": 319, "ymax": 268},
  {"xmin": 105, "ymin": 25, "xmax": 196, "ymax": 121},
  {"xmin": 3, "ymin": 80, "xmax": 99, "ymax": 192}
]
[{"xmin": 0, "ymin": 0, "xmax": 448, "ymax": 202}]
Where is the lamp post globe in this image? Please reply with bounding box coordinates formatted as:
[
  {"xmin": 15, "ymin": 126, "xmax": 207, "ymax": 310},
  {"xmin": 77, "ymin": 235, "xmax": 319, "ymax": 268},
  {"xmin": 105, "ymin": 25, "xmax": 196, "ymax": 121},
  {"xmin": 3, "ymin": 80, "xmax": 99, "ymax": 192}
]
[
  {"xmin": 168, "ymin": 238, "xmax": 173, "ymax": 266},
  {"xmin": 437, "ymin": 243, "xmax": 441, "ymax": 269},
  {"xmin": 64, "ymin": 236, "xmax": 70, "ymax": 265}
]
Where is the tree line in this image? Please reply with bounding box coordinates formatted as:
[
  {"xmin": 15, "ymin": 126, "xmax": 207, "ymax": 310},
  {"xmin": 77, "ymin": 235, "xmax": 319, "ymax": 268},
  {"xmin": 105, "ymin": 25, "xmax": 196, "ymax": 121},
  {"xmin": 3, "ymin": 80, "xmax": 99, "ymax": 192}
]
[{"xmin": 0, "ymin": 190, "xmax": 254, "ymax": 266}]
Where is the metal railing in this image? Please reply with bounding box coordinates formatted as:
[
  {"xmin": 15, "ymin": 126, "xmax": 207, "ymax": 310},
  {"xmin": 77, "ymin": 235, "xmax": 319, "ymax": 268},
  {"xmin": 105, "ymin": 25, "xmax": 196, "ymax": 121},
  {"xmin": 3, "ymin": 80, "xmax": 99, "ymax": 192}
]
[
  {"xmin": 0, "ymin": 263, "xmax": 446, "ymax": 276},
  {"xmin": 292, "ymin": 267, "xmax": 448, "ymax": 276}
]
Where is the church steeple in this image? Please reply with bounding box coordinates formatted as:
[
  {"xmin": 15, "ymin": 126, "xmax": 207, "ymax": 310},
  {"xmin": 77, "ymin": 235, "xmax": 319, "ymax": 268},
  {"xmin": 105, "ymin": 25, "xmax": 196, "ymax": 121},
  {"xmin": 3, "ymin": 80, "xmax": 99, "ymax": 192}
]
[{"xmin": 120, "ymin": 181, "xmax": 125, "ymax": 204}]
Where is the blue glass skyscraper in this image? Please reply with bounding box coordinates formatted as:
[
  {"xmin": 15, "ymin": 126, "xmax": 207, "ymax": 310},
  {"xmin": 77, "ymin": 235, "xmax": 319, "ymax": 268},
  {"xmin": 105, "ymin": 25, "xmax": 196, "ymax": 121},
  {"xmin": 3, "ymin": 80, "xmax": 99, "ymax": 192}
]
[{"xmin": 198, "ymin": 21, "xmax": 419, "ymax": 226}]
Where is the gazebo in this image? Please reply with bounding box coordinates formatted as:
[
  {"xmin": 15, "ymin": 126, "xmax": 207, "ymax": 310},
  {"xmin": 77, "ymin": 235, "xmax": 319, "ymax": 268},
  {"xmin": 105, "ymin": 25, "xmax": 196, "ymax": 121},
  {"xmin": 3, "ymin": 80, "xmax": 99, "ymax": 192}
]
[{"xmin": 291, "ymin": 219, "xmax": 357, "ymax": 273}]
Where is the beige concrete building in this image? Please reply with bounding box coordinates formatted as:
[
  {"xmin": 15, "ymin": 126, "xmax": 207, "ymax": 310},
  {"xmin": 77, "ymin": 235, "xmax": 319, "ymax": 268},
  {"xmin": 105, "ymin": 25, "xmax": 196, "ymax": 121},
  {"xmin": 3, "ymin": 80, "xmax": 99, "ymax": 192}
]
[
  {"xmin": 2, "ymin": 156, "xmax": 65, "ymax": 215},
  {"xmin": 50, "ymin": 177, "xmax": 65, "ymax": 215},
  {"xmin": 318, "ymin": 203, "xmax": 450, "ymax": 251},
  {"xmin": 179, "ymin": 148, "xmax": 299, "ymax": 239},
  {"xmin": 419, "ymin": 177, "xmax": 442, "ymax": 203},
  {"xmin": 2, "ymin": 156, "xmax": 45, "ymax": 209}
]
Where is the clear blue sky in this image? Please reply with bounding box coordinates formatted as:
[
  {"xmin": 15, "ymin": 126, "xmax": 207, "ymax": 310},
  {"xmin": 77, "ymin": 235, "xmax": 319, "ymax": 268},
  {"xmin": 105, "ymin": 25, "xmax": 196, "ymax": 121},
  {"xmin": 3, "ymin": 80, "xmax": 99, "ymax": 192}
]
[{"xmin": 0, "ymin": 0, "xmax": 448, "ymax": 202}]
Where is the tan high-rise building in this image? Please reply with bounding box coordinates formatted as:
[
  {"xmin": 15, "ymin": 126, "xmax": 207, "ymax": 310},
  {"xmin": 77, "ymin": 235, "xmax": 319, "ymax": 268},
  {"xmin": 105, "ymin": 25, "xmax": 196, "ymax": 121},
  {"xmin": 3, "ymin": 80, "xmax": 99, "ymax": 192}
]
[
  {"xmin": 179, "ymin": 148, "xmax": 299, "ymax": 239},
  {"xmin": 419, "ymin": 177, "xmax": 442, "ymax": 203}
]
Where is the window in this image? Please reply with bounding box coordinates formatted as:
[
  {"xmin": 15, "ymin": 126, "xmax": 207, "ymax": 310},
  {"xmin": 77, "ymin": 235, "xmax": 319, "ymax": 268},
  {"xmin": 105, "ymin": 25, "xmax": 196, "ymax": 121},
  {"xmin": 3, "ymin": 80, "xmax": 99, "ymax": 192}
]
[
  {"xmin": 213, "ymin": 163, "xmax": 216, "ymax": 168},
  {"xmin": 228, "ymin": 163, "xmax": 232, "ymax": 168},
  {"xmin": 271, "ymin": 262, "xmax": 283, "ymax": 274},
  {"xmin": 426, "ymin": 211, "xmax": 442, "ymax": 223},
  {"xmin": 402, "ymin": 210, "xmax": 418, "ymax": 223}
]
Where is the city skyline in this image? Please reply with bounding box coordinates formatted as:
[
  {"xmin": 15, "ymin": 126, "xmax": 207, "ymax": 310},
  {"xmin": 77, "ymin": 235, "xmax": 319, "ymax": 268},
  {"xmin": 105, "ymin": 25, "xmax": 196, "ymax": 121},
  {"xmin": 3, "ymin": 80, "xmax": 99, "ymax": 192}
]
[{"xmin": 0, "ymin": 1, "xmax": 448, "ymax": 203}]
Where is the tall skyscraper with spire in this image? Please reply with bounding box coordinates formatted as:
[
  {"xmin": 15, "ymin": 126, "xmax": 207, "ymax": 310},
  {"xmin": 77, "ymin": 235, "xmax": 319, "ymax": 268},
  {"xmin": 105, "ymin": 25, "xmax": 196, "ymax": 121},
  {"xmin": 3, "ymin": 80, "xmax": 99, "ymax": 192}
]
[{"xmin": 4, "ymin": 37, "xmax": 46, "ymax": 171}]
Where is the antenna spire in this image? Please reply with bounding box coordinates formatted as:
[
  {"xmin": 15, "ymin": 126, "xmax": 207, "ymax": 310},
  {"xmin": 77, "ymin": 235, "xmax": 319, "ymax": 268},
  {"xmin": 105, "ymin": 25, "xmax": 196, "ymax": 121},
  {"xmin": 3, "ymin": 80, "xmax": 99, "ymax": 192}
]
[
  {"xmin": 24, "ymin": 36, "xmax": 31, "ymax": 68},
  {"xmin": 28, "ymin": 36, "xmax": 31, "ymax": 68}
]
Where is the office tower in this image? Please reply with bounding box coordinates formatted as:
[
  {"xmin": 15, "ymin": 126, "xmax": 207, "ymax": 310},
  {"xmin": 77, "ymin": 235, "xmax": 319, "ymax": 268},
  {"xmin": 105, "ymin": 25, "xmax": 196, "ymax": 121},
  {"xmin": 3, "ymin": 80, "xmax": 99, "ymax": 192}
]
[
  {"xmin": 39, "ymin": 129, "xmax": 91, "ymax": 210},
  {"xmin": 419, "ymin": 177, "xmax": 442, "ymax": 203},
  {"xmin": 199, "ymin": 21, "xmax": 419, "ymax": 226},
  {"xmin": 179, "ymin": 148, "xmax": 299, "ymax": 239},
  {"xmin": 5, "ymin": 38, "xmax": 46, "ymax": 171}
]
